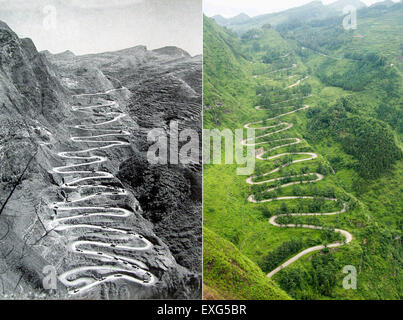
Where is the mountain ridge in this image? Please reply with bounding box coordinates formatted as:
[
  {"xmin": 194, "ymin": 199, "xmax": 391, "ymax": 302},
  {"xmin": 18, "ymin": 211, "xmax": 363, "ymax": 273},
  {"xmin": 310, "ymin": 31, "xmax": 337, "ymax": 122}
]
[
  {"xmin": 211, "ymin": 0, "xmax": 367, "ymax": 33},
  {"xmin": 0, "ymin": 19, "xmax": 202, "ymax": 299}
]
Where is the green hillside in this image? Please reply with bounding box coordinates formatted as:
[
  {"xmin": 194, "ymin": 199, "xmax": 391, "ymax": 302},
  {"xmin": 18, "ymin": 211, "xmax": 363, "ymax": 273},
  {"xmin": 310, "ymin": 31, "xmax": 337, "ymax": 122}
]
[
  {"xmin": 203, "ymin": 2, "xmax": 402, "ymax": 300},
  {"xmin": 203, "ymin": 228, "xmax": 291, "ymax": 300}
]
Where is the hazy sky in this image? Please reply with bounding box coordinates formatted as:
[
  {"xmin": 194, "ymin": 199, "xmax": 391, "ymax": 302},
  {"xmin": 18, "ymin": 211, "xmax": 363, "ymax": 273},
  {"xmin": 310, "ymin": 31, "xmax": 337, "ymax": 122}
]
[
  {"xmin": 0, "ymin": 0, "xmax": 202, "ymax": 56},
  {"xmin": 204, "ymin": 0, "xmax": 400, "ymax": 18}
]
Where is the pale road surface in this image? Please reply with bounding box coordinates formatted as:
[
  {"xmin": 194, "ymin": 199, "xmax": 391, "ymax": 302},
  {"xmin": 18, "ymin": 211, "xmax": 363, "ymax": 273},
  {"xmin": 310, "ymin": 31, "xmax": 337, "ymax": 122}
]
[
  {"xmin": 48, "ymin": 91, "xmax": 156, "ymax": 296},
  {"xmin": 255, "ymin": 94, "xmax": 313, "ymax": 110},
  {"xmin": 287, "ymin": 76, "xmax": 309, "ymax": 88},
  {"xmin": 243, "ymin": 88, "xmax": 352, "ymax": 278},
  {"xmin": 253, "ymin": 63, "xmax": 297, "ymax": 78},
  {"xmin": 71, "ymin": 87, "xmax": 129, "ymax": 97}
]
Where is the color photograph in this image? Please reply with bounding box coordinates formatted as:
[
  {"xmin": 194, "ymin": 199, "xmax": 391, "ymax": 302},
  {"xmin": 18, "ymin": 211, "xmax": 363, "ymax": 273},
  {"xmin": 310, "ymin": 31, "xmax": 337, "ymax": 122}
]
[
  {"xmin": 203, "ymin": 0, "xmax": 402, "ymax": 300},
  {"xmin": 0, "ymin": 0, "xmax": 401, "ymax": 312}
]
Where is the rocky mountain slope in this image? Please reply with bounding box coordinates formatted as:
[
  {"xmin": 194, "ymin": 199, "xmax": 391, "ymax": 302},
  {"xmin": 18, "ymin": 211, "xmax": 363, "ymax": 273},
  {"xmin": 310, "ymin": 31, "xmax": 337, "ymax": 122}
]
[{"xmin": 0, "ymin": 21, "xmax": 201, "ymax": 299}]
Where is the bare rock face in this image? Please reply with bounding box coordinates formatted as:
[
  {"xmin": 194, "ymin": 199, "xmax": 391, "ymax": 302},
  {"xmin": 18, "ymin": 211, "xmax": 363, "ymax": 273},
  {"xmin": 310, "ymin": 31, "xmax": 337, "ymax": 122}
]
[
  {"xmin": 113, "ymin": 50, "xmax": 202, "ymax": 275},
  {"xmin": 0, "ymin": 21, "xmax": 201, "ymax": 299}
]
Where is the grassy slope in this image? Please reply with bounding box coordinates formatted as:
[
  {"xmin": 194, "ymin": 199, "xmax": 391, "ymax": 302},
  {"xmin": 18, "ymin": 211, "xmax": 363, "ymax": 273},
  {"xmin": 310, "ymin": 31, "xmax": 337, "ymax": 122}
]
[
  {"xmin": 286, "ymin": 3, "xmax": 403, "ymax": 229},
  {"xmin": 203, "ymin": 7, "xmax": 402, "ymax": 300},
  {"xmin": 271, "ymin": 4, "xmax": 403, "ymax": 299},
  {"xmin": 203, "ymin": 17, "xmax": 291, "ymax": 300},
  {"xmin": 203, "ymin": 17, "xmax": 255, "ymax": 129},
  {"xmin": 203, "ymin": 228, "xmax": 291, "ymax": 300}
]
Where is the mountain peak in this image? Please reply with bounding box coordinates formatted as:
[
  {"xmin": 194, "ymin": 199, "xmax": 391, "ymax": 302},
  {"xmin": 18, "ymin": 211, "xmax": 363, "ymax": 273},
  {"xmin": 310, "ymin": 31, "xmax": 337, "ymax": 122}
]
[
  {"xmin": 235, "ymin": 13, "xmax": 250, "ymax": 18},
  {"xmin": 0, "ymin": 20, "xmax": 13, "ymax": 31},
  {"xmin": 152, "ymin": 46, "xmax": 191, "ymax": 58},
  {"xmin": 229, "ymin": 13, "xmax": 251, "ymax": 24},
  {"xmin": 51, "ymin": 50, "xmax": 76, "ymax": 60},
  {"xmin": 328, "ymin": 0, "xmax": 367, "ymax": 11},
  {"xmin": 212, "ymin": 14, "xmax": 225, "ymax": 19},
  {"xmin": 370, "ymin": 0, "xmax": 395, "ymax": 7},
  {"xmin": 211, "ymin": 14, "xmax": 228, "ymax": 26}
]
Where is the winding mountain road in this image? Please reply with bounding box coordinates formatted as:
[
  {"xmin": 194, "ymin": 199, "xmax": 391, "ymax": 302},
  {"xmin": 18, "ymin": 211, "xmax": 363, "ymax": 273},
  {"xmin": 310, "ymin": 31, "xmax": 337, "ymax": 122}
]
[
  {"xmin": 243, "ymin": 100, "xmax": 352, "ymax": 278},
  {"xmin": 287, "ymin": 76, "xmax": 309, "ymax": 88},
  {"xmin": 254, "ymin": 64, "xmax": 298, "ymax": 78},
  {"xmin": 255, "ymin": 94, "xmax": 313, "ymax": 110},
  {"xmin": 48, "ymin": 91, "xmax": 156, "ymax": 296}
]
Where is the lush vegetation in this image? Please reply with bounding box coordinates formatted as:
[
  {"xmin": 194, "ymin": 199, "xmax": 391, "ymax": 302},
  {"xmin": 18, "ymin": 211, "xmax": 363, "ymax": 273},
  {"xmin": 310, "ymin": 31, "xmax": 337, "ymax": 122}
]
[
  {"xmin": 203, "ymin": 2, "xmax": 402, "ymax": 300},
  {"xmin": 203, "ymin": 228, "xmax": 291, "ymax": 300},
  {"xmin": 307, "ymin": 97, "xmax": 402, "ymax": 178}
]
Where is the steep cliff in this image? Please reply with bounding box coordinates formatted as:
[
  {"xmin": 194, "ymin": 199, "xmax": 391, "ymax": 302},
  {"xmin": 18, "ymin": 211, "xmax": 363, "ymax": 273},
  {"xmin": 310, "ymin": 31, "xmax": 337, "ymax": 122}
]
[{"xmin": 0, "ymin": 21, "xmax": 201, "ymax": 299}]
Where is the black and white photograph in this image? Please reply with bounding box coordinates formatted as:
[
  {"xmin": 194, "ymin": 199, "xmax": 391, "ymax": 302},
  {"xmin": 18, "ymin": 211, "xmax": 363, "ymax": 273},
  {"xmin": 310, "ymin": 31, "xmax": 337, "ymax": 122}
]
[
  {"xmin": 0, "ymin": 0, "xmax": 202, "ymax": 300},
  {"xmin": 0, "ymin": 0, "xmax": 401, "ymax": 314}
]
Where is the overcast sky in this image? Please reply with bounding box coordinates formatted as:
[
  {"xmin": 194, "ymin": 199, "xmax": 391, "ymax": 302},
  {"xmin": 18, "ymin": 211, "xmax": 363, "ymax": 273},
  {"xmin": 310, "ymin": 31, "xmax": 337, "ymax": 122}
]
[
  {"xmin": 0, "ymin": 0, "xmax": 202, "ymax": 56},
  {"xmin": 204, "ymin": 0, "xmax": 400, "ymax": 18}
]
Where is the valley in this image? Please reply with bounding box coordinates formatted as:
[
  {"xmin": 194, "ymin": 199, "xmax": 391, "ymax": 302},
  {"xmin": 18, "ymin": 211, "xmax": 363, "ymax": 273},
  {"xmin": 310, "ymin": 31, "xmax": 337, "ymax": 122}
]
[
  {"xmin": 203, "ymin": 0, "xmax": 402, "ymax": 300},
  {"xmin": 242, "ymin": 103, "xmax": 352, "ymax": 278},
  {"xmin": 0, "ymin": 21, "xmax": 202, "ymax": 299},
  {"xmin": 49, "ymin": 92, "xmax": 157, "ymax": 296}
]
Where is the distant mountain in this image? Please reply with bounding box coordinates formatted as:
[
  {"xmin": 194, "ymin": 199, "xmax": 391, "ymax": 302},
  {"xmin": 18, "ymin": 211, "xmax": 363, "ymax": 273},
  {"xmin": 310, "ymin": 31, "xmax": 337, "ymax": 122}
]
[
  {"xmin": 0, "ymin": 1, "xmax": 201, "ymax": 56},
  {"xmin": 370, "ymin": 0, "xmax": 396, "ymax": 8},
  {"xmin": 0, "ymin": 20, "xmax": 202, "ymax": 299},
  {"xmin": 212, "ymin": 13, "xmax": 251, "ymax": 27},
  {"xmin": 211, "ymin": 14, "xmax": 228, "ymax": 25},
  {"xmin": 229, "ymin": 13, "xmax": 251, "ymax": 24},
  {"xmin": 328, "ymin": 0, "xmax": 366, "ymax": 11},
  {"xmin": 211, "ymin": 0, "xmax": 368, "ymax": 34},
  {"xmin": 152, "ymin": 46, "xmax": 191, "ymax": 58}
]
